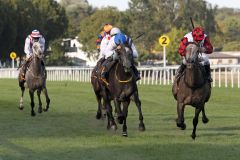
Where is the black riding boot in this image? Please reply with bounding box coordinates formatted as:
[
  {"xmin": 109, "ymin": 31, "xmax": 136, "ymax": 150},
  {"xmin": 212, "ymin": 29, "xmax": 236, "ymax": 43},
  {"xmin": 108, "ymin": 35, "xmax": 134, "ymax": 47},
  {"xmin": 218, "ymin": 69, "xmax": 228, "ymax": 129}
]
[
  {"xmin": 205, "ymin": 65, "xmax": 212, "ymax": 82},
  {"xmin": 132, "ymin": 65, "xmax": 141, "ymax": 81},
  {"xmin": 176, "ymin": 63, "xmax": 186, "ymax": 79},
  {"xmin": 101, "ymin": 57, "xmax": 115, "ymax": 84}
]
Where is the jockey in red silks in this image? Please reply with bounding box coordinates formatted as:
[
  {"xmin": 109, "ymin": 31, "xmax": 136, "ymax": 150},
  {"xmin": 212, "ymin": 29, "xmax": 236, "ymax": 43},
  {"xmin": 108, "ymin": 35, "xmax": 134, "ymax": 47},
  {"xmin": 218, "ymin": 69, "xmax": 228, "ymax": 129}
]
[
  {"xmin": 20, "ymin": 29, "xmax": 46, "ymax": 81},
  {"xmin": 177, "ymin": 27, "xmax": 213, "ymax": 82}
]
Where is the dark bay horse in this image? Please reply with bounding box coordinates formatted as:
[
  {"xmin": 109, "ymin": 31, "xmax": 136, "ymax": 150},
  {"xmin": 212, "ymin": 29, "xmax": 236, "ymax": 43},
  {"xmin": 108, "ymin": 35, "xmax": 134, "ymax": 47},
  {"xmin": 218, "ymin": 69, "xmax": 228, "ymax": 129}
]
[
  {"xmin": 91, "ymin": 43, "xmax": 145, "ymax": 136},
  {"xmin": 172, "ymin": 42, "xmax": 211, "ymax": 139},
  {"xmin": 18, "ymin": 42, "xmax": 50, "ymax": 116}
]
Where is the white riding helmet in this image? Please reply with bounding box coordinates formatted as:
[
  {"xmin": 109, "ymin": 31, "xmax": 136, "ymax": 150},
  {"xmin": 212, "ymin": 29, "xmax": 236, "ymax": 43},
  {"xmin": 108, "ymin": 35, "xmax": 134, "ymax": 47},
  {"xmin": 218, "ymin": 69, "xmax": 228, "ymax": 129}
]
[{"xmin": 110, "ymin": 27, "xmax": 121, "ymax": 36}]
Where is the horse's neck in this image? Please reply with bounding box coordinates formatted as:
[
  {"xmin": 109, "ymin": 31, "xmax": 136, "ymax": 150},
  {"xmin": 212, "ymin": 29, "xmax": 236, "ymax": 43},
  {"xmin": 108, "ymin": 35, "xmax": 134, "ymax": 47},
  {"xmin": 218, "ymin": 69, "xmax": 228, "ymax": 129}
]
[
  {"xmin": 30, "ymin": 56, "xmax": 42, "ymax": 74},
  {"xmin": 115, "ymin": 62, "xmax": 132, "ymax": 79},
  {"xmin": 184, "ymin": 65, "xmax": 205, "ymax": 88}
]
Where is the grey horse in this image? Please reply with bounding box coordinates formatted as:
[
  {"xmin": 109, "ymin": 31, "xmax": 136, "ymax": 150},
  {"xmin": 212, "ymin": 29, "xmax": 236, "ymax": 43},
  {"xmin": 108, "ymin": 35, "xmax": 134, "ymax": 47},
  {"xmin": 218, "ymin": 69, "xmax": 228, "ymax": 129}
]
[{"xmin": 18, "ymin": 42, "xmax": 50, "ymax": 116}]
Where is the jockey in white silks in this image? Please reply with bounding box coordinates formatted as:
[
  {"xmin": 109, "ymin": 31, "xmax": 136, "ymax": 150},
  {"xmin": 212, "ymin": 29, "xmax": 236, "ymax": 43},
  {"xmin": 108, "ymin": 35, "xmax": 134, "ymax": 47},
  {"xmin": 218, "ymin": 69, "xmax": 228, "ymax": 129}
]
[
  {"xmin": 100, "ymin": 27, "xmax": 140, "ymax": 83},
  {"xmin": 20, "ymin": 29, "xmax": 46, "ymax": 81},
  {"xmin": 24, "ymin": 30, "xmax": 45, "ymax": 59}
]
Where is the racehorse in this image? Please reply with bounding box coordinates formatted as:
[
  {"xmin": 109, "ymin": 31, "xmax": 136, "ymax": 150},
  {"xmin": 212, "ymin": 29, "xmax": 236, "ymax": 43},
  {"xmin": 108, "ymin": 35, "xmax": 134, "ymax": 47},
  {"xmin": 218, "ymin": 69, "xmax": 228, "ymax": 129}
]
[
  {"xmin": 172, "ymin": 42, "xmax": 211, "ymax": 139},
  {"xmin": 18, "ymin": 42, "xmax": 50, "ymax": 116},
  {"xmin": 91, "ymin": 43, "xmax": 145, "ymax": 136}
]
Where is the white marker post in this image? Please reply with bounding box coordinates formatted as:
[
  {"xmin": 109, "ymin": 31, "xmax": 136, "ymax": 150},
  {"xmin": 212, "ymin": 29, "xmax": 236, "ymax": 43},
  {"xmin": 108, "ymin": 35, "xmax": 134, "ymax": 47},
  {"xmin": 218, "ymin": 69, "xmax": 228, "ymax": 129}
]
[
  {"xmin": 10, "ymin": 52, "xmax": 17, "ymax": 68},
  {"xmin": 159, "ymin": 35, "xmax": 170, "ymax": 85}
]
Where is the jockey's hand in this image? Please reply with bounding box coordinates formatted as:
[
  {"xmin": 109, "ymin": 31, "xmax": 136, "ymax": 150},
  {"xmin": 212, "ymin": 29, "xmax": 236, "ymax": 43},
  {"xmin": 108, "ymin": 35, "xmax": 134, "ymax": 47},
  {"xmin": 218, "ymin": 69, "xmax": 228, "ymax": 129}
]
[{"xmin": 199, "ymin": 47, "xmax": 206, "ymax": 53}]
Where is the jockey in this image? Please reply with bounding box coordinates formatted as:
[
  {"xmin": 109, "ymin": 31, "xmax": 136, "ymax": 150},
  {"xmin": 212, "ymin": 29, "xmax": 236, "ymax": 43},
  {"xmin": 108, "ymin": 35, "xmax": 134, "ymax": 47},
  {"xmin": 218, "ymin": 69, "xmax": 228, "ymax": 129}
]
[
  {"xmin": 177, "ymin": 26, "xmax": 213, "ymax": 82},
  {"xmin": 101, "ymin": 27, "xmax": 140, "ymax": 83},
  {"xmin": 20, "ymin": 29, "xmax": 45, "ymax": 81},
  {"xmin": 24, "ymin": 29, "xmax": 45, "ymax": 59},
  {"xmin": 96, "ymin": 24, "xmax": 113, "ymax": 53},
  {"xmin": 97, "ymin": 24, "xmax": 113, "ymax": 64}
]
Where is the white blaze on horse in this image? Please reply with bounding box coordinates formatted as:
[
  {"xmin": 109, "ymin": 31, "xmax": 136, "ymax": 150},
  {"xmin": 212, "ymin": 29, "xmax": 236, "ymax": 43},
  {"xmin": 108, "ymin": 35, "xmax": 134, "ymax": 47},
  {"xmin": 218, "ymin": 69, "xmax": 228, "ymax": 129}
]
[{"xmin": 18, "ymin": 42, "xmax": 50, "ymax": 116}]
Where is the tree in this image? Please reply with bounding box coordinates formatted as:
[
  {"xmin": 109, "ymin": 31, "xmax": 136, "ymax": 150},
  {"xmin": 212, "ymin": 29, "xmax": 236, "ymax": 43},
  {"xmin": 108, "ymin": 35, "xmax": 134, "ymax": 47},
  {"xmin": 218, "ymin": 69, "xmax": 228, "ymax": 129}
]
[
  {"xmin": 60, "ymin": 0, "xmax": 93, "ymax": 37},
  {"xmin": 79, "ymin": 7, "xmax": 130, "ymax": 59}
]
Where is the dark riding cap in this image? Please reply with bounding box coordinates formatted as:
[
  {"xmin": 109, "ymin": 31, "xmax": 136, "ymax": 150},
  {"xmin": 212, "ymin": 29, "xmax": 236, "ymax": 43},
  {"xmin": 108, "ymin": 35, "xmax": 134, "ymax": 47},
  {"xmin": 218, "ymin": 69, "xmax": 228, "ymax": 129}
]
[
  {"xmin": 114, "ymin": 33, "xmax": 127, "ymax": 45},
  {"xmin": 192, "ymin": 27, "xmax": 204, "ymax": 41}
]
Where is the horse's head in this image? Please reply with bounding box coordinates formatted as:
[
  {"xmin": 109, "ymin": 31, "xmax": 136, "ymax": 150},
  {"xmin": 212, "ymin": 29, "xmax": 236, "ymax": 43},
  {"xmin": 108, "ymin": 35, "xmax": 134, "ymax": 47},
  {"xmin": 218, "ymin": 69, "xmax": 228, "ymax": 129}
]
[
  {"xmin": 115, "ymin": 43, "xmax": 133, "ymax": 73},
  {"xmin": 185, "ymin": 42, "xmax": 200, "ymax": 64},
  {"xmin": 32, "ymin": 42, "xmax": 43, "ymax": 59},
  {"xmin": 184, "ymin": 42, "xmax": 205, "ymax": 87}
]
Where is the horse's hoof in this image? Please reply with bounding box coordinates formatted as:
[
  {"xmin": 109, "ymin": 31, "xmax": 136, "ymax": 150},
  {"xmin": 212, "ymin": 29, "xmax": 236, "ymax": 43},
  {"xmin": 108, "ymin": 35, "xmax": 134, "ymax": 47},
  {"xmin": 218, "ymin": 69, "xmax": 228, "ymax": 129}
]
[
  {"xmin": 31, "ymin": 112, "xmax": 36, "ymax": 117},
  {"xmin": 117, "ymin": 116, "xmax": 124, "ymax": 124},
  {"xmin": 96, "ymin": 112, "xmax": 101, "ymax": 119},
  {"xmin": 202, "ymin": 117, "xmax": 209, "ymax": 124},
  {"xmin": 122, "ymin": 131, "xmax": 128, "ymax": 137},
  {"xmin": 191, "ymin": 134, "xmax": 196, "ymax": 140},
  {"xmin": 177, "ymin": 123, "xmax": 186, "ymax": 130},
  {"xmin": 38, "ymin": 108, "xmax": 43, "ymax": 113},
  {"xmin": 43, "ymin": 108, "xmax": 48, "ymax": 112},
  {"xmin": 19, "ymin": 106, "xmax": 24, "ymax": 110},
  {"xmin": 111, "ymin": 124, "xmax": 118, "ymax": 131},
  {"xmin": 139, "ymin": 123, "xmax": 146, "ymax": 131}
]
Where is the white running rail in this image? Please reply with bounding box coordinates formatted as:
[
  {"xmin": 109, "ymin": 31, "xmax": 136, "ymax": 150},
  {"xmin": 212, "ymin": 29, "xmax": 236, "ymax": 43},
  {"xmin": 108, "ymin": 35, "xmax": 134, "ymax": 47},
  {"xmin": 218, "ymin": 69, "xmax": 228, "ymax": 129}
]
[{"xmin": 0, "ymin": 65, "xmax": 240, "ymax": 88}]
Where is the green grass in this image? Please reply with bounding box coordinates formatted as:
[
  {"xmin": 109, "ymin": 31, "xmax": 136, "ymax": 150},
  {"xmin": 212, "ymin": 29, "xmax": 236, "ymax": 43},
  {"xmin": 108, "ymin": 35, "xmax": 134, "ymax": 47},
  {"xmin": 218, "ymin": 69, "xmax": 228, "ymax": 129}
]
[{"xmin": 0, "ymin": 79, "xmax": 240, "ymax": 160}]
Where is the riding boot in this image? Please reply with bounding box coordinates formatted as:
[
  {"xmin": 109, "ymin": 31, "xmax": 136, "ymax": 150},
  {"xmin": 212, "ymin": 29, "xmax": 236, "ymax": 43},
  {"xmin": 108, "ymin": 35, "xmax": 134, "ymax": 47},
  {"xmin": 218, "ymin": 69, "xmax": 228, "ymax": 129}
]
[
  {"xmin": 204, "ymin": 65, "xmax": 212, "ymax": 82},
  {"xmin": 132, "ymin": 65, "xmax": 141, "ymax": 81},
  {"xmin": 101, "ymin": 57, "xmax": 115, "ymax": 84},
  {"xmin": 19, "ymin": 60, "xmax": 29, "ymax": 81},
  {"xmin": 175, "ymin": 63, "xmax": 186, "ymax": 79}
]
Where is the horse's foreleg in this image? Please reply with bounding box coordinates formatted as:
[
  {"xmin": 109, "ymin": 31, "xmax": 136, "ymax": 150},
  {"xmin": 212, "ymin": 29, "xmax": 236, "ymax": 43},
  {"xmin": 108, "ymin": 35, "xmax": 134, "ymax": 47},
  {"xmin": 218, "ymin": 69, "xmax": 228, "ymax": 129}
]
[
  {"xmin": 122, "ymin": 100, "xmax": 130, "ymax": 137},
  {"xmin": 29, "ymin": 90, "xmax": 36, "ymax": 116},
  {"xmin": 37, "ymin": 89, "xmax": 42, "ymax": 113},
  {"xmin": 19, "ymin": 86, "xmax": 25, "ymax": 110},
  {"xmin": 42, "ymin": 87, "xmax": 50, "ymax": 112},
  {"xmin": 191, "ymin": 107, "xmax": 202, "ymax": 139},
  {"xmin": 114, "ymin": 98, "xmax": 123, "ymax": 124},
  {"xmin": 176, "ymin": 102, "xmax": 186, "ymax": 130},
  {"xmin": 133, "ymin": 92, "xmax": 145, "ymax": 131},
  {"xmin": 202, "ymin": 104, "xmax": 209, "ymax": 124},
  {"xmin": 95, "ymin": 93, "xmax": 103, "ymax": 119}
]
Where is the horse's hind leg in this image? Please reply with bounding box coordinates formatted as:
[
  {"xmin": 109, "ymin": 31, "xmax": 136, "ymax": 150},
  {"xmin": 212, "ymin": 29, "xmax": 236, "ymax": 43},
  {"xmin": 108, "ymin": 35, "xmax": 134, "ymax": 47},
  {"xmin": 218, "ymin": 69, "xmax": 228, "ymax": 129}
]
[
  {"xmin": 202, "ymin": 104, "xmax": 209, "ymax": 124},
  {"xmin": 19, "ymin": 84, "xmax": 25, "ymax": 110},
  {"xmin": 191, "ymin": 107, "xmax": 202, "ymax": 139},
  {"xmin": 37, "ymin": 89, "xmax": 42, "ymax": 113},
  {"xmin": 176, "ymin": 102, "xmax": 186, "ymax": 130},
  {"xmin": 29, "ymin": 90, "xmax": 36, "ymax": 116},
  {"xmin": 42, "ymin": 87, "xmax": 50, "ymax": 112},
  {"xmin": 122, "ymin": 100, "xmax": 130, "ymax": 137},
  {"xmin": 133, "ymin": 91, "xmax": 145, "ymax": 131}
]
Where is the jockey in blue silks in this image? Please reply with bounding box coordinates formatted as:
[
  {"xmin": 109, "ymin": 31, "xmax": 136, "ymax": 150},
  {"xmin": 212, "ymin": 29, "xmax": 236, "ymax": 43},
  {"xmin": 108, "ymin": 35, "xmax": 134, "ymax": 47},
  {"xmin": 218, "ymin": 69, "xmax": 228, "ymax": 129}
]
[{"xmin": 101, "ymin": 27, "xmax": 140, "ymax": 83}]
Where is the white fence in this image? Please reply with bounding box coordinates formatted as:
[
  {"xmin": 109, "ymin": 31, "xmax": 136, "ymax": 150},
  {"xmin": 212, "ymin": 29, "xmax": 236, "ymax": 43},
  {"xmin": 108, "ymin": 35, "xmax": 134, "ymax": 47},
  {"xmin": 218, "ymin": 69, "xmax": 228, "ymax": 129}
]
[{"xmin": 0, "ymin": 65, "xmax": 240, "ymax": 88}]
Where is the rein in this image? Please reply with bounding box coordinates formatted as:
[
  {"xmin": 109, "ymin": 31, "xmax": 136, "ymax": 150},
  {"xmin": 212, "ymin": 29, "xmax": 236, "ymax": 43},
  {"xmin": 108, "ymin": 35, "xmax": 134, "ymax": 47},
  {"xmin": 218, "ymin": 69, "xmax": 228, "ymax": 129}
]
[{"xmin": 115, "ymin": 63, "xmax": 133, "ymax": 83}]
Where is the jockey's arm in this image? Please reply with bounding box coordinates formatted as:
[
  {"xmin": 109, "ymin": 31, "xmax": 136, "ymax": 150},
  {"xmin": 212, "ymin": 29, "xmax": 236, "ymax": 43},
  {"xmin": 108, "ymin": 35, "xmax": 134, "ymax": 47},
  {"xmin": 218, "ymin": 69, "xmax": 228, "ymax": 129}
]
[
  {"xmin": 131, "ymin": 42, "xmax": 138, "ymax": 59},
  {"xmin": 24, "ymin": 37, "xmax": 32, "ymax": 59},
  {"xmin": 178, "ymin": 37, "xmax": 188, "ymax": 56},
  {"xmin": 203, "ymin": 36, "xmax": 213, "ymax": 54},
  {"xmin": 104, "ymin": 38, "xmax": 117, "ymax": 59}
]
